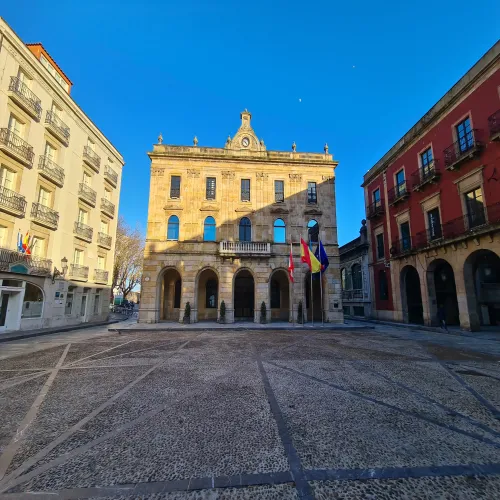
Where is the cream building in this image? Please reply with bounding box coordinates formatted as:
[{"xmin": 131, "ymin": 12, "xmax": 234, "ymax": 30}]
[
  {"xmin": 0, "ymin": 18, "xmax": 123, "ymax": 333},
  {"xmin": 140, "ymin": 110, "xmax": 343, "ymax": 324}
]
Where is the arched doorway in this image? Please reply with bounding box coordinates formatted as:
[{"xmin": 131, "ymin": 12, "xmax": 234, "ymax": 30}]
[
  {"xmin": 427, "ymin": 259, "xmax": 459, "ymax": 326},
  {"xmin": 401, "ymin": 266, "xmax": 423, "ymax": 324},
  {"xmin": 305, "ymin": 271, "xmax": 322, "ymax": 322},
  {"xmin": 160, "ymin": 268, "xmax": 182, "ymax": 321},
  {"xmin": 270, "ymin": 269, "xmax": 290, "ymax": 321},
  {"xmin": 234, "ymin": 269, "xmax": 254, "ymax": 321},
  {"xmin": 464, "ymin": 250, "xmax": 500, "ymax": 329},
  {"xmin": 196, "ymin": 268, "xmax": 218, "ymax": 321}
]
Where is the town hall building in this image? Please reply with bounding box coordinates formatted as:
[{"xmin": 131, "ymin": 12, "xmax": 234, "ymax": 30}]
[{"xmin": 139, "ymin": 110, "xmax": 342, "ymax": 324}]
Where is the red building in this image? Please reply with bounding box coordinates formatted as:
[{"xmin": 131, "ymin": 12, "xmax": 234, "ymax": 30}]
[{"xmin": 362, "ymin": 41, "xmax": 500, "ymax": 331}]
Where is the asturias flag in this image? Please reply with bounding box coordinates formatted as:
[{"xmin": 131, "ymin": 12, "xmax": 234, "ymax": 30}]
[
  {"xmin": 300, "ymin": 238, "xmax": 321, "ymax": 273},
  {"xmin": 314, "ymin": 241, "xmax": 329, "ymax": 274}
]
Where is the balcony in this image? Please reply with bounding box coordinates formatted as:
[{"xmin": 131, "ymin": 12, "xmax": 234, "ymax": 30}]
[
  {"xmin": 31, "ymin": 202, "xmax": 59, "ymax": 230},
  {"xmin": 388, "ymin": 182, "xmax": 409, "ymax": 206},
  {"xmin": 83, "ymin": 145, "xmax": 101, "ymax": 172},
  {"xmin": 366, "ymin": 200, "xmax": 384, "ymax": 219},
  {"xmin": 8, "ymin": 77, "xmax": 42, "ymax": 121},
  {"xmin": 342, "ymin": 290, "xmax": 364, "ymax": 300},
  {"xmin": 0, "ymin": 247, "xmax": 51, "ymax": 276},
  {"xmin": 94, "ymin": 269, "xmax": 109, "ymax": 284},
  {"xmin": 411, "ymin": 161, "xmax": 440, "ymax": 191},
  {"xmin": 45, "ymin": 110, "xmax": 70, "ymax": 146},
  {"xmin": 488, "ymin": 110, "xmax": 500, "ymax": 142},
  {"xmin": 100, "ymin": 198, "xmax": 115, "ymax": 218},
  {"xmin": 443, "ymin": 129, "xmax": 484, "ymax": 171},
  {"xmin": 69, "ymin": 264, "xmax": 89, "ymax": 281},
  {"xmin": 74, "ymin": 221, "xmax": 93, "ymax": 242},
  {"xmin": 390, "ymin": 237, "xmax": 414, "ymax": 258},
  {"xmin": 0, "ymin": 186, "xmax": 26, "ymax": 217},
  {"xmin": 219, "ymin": 241, "xmax": 271, "ymax": 257},
  {"xmin": 38, "ymin": 155, "xmax": 65, "ymax": 187},
  {"xmin": 0, "ymin": 128, "xmax": 34, "ymax": 167},
  {"xmin": 78, "ymin": 183, "xmax": 97, "ymax": 206},
  {"xmin": 97, "ymin": 232, "xmax": 112, "ymax": 249},
  {"xmin": 104, "ymin": 165, "xmax": 118, "ymax": 187}
]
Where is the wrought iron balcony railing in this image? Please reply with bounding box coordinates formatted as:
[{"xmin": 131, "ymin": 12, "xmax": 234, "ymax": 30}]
[
  {"xmin": 366, "ymin": 200, "xmax": 384, "ymax": 219},
  {"xmin": 219, "ymin": 241, "xmax": 271, "ymax": 256},
  {"xmin": 0, "ymin": 128, "xmax": 35, "ymax": 167},
  {"xmin": 488, "ymin": 110, "xmax": 500, "ymax": 141},
  {"xmin": 275, "ymin": 191, "xmax": 284, "ymax": 203},
  {"xmin": 97, "ymin": 232, "xmax": 112, "ymax": 248},
  {"xmin": 342, "ymin": 289, "xmax": 364, "ymax": 300},
  {"xmin": 0, "ymin": 185, "xmax": 26, "ymax": 216},
  {"xmin": 78, "ymin": 183, "xmax": 97, "ymax": 206},
  {"xmin": 73, "ymin": 221, "xmax": 93, "ymax": 241},
  {"xmin": 94, "ymin": 269, "xmax": 109, "ymax": 283},
  {"xmin": 443, "ymin": 129, "xmax": 483, "ymax": 170},
  {"xmin": 100, "ymin": 198, "xmax": 115, "ymax": 217},
  {"xmin": 0, "ymin": 247, "xmax": 52, "ymax": 275},
  {"xmin": 31, "ymin": 202, "xmax": 59, "ymax": 229},
  {"xmin": 104, "ymin": 165, "xmax": 118, "ymax": 186},
  {"xmin": 8, "ymin": 77, "xmax": 42, "ymax": 120},
  {"xmin": 83, "ymin": 145, "xmax": 101, "ymax": 172},
  {"xmin": 387, "ymin": 182, "xmax": 409, "ymax": 206},
  {"xmin": 411, "ymin": 160, "xmax": 440, "ymax": 191},
  {"xmin": 69, "ymin": 264, "xmax": 89, "ymax": 280},
  {"xmin": 45, "ymin": 110, "xmax": 70, "ymax": 145},
  {"xmin": 38, "ymin": 155, "xmax": 65, "ymax": 187},
  {"xmin": 170, "ymin": 187, "xmax": 180, "ymax": 199},
  {"xmin": 390, "ymin": 237, "xmax": 414, "ymax": 257}
]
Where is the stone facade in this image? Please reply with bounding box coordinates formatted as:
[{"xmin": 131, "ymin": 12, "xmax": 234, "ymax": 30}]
[
  {"xmin": 339, "ymin": 220, "xmax": 372, "ymax": 318},
  {"xmin": 0, "ymin": 19, "xmax": 123, "ymax": 332},
  {"xmin": 140, "ymin": 110, "xmax": 343, "ymax": 324}
]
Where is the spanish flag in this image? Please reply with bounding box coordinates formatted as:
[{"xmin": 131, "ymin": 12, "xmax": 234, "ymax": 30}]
[{"xmin": 300, "ymin": 238, "xmax": 321, "ymax": 273}]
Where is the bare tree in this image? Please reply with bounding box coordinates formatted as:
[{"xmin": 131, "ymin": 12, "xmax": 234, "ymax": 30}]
[{"xmin": 112, "ymin": 217, "xmax": 144, "ymax": 300}]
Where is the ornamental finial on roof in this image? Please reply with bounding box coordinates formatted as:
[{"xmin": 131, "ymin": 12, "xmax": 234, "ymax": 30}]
[
  {"xmin": 193, "ymin": 136, "xmax": 198, "ymax": 147},
  {"xmin": 292, "ymin": 141, "xmax": 296, "ymax": 152},
  {"xmin": 158, "ymin": 133, "xmax": 163, "ymax": 145},
  {"xmin": 324, "ymin": 143, "xmax": 329, "ymax": 154}
]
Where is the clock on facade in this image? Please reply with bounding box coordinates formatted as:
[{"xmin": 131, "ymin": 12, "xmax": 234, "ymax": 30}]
[{"xmin": 241, "ymin": 137, "xmax": 250, "ymax": 147}]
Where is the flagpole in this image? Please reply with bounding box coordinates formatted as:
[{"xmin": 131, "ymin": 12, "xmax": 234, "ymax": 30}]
[
  {"xmin": 319, "ymin": 241, "xmax": 324, "ymax": 327},
  {"xmin": 310, "ymin": 269, "xmax": 313, "ymax": 327},
  {"xmin": 290, "ymin": 242, "xmax": 295, "ymax": 327},
  {"xmin": 300, "ymin": 235, "xmax": 304, "ymax": 328}
]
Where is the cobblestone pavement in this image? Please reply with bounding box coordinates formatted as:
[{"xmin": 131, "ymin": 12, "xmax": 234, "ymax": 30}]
[{"xmin": 0, "ymin": 325, "xmax": 500, "ymax": 499}]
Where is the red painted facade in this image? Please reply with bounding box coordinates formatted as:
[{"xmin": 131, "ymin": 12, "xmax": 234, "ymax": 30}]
[{"xmin": 365, "ymin": 63, "xmax": 500, "ymax": 314}]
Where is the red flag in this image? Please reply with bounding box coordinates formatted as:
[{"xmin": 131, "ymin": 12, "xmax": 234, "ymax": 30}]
[{"xmin": 288, "ymin": 244, "xmax": 295, "ymax": 283}]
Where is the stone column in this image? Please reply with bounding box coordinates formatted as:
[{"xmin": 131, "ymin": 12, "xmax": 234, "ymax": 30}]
[{"xmin": 219, "ymin": 261, "xmax": 234, "ymax": 323}]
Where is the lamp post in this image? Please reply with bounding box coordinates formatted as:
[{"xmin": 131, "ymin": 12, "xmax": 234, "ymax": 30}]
[{"xmin": 52, "ymin": 256, "xmax": 68, "ymax": 284}]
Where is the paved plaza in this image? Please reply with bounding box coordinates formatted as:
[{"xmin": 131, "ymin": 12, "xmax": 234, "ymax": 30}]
[{"xmin": 0, "ymin": 324, "xmax": 500, "ymax": 499}]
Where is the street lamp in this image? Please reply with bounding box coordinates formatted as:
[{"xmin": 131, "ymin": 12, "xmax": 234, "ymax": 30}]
[{"xmin": 52, "ymin": 256, "xmax": 68, "ymax": 284}]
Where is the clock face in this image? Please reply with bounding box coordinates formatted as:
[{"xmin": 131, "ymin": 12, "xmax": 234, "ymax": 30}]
[{"xmin": 242, "ymin": 137, "xmax": 250, "ymax": 147}]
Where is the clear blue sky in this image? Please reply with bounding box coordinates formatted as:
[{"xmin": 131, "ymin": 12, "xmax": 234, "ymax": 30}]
[{"xmin": 3, "ymin": 1, "xmax": 499, "ymax": 244}]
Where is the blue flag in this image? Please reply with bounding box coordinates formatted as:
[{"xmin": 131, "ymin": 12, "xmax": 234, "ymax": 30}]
[{"xmin": 314, "ymin": 241, "xmax": 329, "ymax": 274}]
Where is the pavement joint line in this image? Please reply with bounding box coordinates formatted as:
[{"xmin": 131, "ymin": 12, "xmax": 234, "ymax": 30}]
[
  {"xmin": 447, "ymin": 362, "xmax": 500, "ymax": 383},
  {"xmin": 266, "ymin": 360, "xmax": 500, "ymax": 451},
  {"xmin": 0, "ymin": 334, "xmax": 206, "ymax": 491},
  {"xmin": 255, "ymin": 353, "xmax": 313, "ymax": 500},
  {"xmin": 353, "ymin": 360, "xmax": 500, "ymax": 440},
  {"xmin": 0, "ymin": 343, "xmax": 71, "ymax": 481},
  {"xmin": 63, "ymin": 340, "xmax": 136, "ymax": 367},
  {"xmin": 2, "ymin": 462, "xmax": 500, "ymax": 499},
  {"xmin": 0, "ymin": 371, "xmax": 51, "ymax": 392}
]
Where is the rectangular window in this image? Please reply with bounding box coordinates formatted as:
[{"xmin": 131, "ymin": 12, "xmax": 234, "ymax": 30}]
[
  {"xmin": 400, "ymin": 221, "xmax": 411, "ymax": 250},
  {"xmin": 275, "ymin": 180, "xmax": 284, "ymax": 203},
  {"xmin": 0, "ymin": 166, "xmax": 16, "ymax": 191},
  {"xmin": 65, "ymin": 292, "xmax": 74, "ymax": 315},
  {"xmin": 97, "ymin": 255, "xmax": 105, "ymax": 269},
  {"xmin": 8, "ymin": 115, "xmax": 23, "ymax": 138},
  {"xmin": 420, "ymin": 147, "xmax": 433, "ymax": 175},
  {"xmin": 206, "ymin": 177, "xmax": 216, "ymax": 200},
  {"xmin": 373, "ymin": 188, "xmax": 381, "ymax": 207},
  {"xmin": 241, "ymin": 179, "xmax": 250, "ymax": 202},
  {"xmin": 73, "ymin": 248, "xmax": 83, "ymax": 265},
  {"xmin": 82, "ymin": 172, "xmax": 92, "ymax": 186},
  {"xmin": 100, "ymin": 220, "xmax": 108, "ymax": 234},
  {"xmin": 0, "ymin": 226, "xmax": 7, "ymax": 247},
  {"xmin": 464, "ymin": 188, "xmax": 486, "ymax": 228},
  {"xmin": 376, "ymin": 233, "xmax": 385, "ymax": 260},
  {"xmin": 93, "ymin": 293, "xmax": 101, "ymax": 315},
  {"xmin": 104, "ymin": 188, "xmax": 111, "ymax": 201},
  {"xmin": 38, "ymin": 187, "xmax": 51, "ymax": 207},
  {"xmin": 427, "ymin": 207, "xmax": 442, "ymax": 240},
  {"xmin": 170, "ymin": 175, "xmax": 181, "ymax": 198},
  {"xmin": 395, "ymin": 170, "xmax": 406, "ymax": 196},
  {"xmin": 456, "ymin": 117, "xmax": 473, "ymax": 153},
  {"xmin": 31, "ymin": 237, "xmax": 45, "ymax": 257},
  {"xmin": 87, "ymin": 138, "xmax": 95, "ymax": 150},
  {"xmin": 44, "ymin": 142, "xmax": 57, "ymax": 162},
  {"xmin": 307, "ymin": 182, "xmax": 317, "ymax": 204},
  {"xmin": 78, "ymin": 208, "xmax": 88, "ymax": 224}
]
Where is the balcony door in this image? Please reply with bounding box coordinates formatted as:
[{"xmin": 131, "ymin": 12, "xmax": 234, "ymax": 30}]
[
  {"xmin": 0, "ymin": 167, "xmax": 15, "ymax": 191},
  {"xmin": 456, "ymin": 117, "xmax": 473, "ymax": 153},
  {"xmin": 464, "ymin": 188, "xmax": 485, "ymax": 229}
]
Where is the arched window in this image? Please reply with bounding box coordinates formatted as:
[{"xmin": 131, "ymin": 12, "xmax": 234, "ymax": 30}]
[
  {"xmin": 352, "ymin": 264, "xmax": 362, "ymax": 290},
  {"xmin": 206, "ymin": 279, "xmax": 217, "ymax": 308},
  {"xmin": 22, "ymin": 282, "xmax": 44, "ymax": 318},
  {"xmin": 203, "ymin": 216, "xmax": 216, "ymax": 241},
  {"xmin": 378, "ymin": 270, "xmax": 388, "ymax": 300},
  {"xmin": 167, "ymin": 215, "xmax": 179, "ymax": 241},
  {"xmin": 273, "ymin": 218, "xmax": 286, "ymax": 243},
  {"xmin": 308, "ymin": 219, "xmax": 319, "ymax": 244},
  {"xmin": 271, "ymin": 279, "xmax": 280, "ymax": 308},
  {"xmin": 341, "ymin": 269, "xmax": 346, "ymax": 290},
  {"xmin": 239, "ymin": 217, "xmax": 251, "ymax": 242}
]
